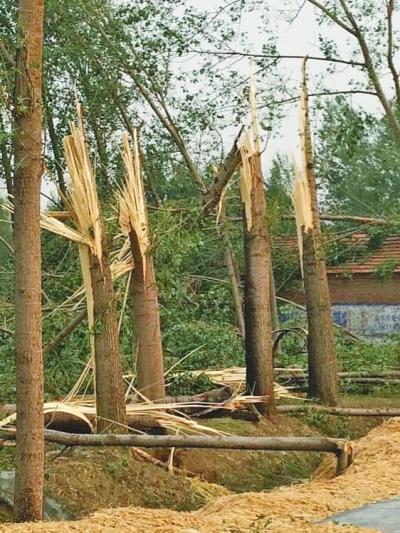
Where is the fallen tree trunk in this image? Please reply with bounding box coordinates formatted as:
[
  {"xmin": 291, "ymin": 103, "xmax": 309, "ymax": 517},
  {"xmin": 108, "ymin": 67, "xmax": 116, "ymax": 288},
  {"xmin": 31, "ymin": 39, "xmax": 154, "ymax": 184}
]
[
  {"xmin": 277, "ymin": 376, "xmax": 400, "ymax": 386},
  {"xmin": 275, "ymin": 370, "xmax": 400, "ymax": 379},
  {"xmin": 0, "ymin": 428, "xmax": 343, "ymax": 453},
  {"xmin": 277, "ymin": 405, "xmax": 400, "ymax": 417}
]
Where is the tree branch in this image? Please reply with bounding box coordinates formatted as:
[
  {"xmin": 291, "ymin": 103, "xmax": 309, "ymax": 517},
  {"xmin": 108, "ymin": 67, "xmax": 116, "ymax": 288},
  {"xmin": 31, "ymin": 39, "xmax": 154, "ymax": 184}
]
[
  {"xmin": 191, "ymin": 49, "xmax": 364, "ymax": 67},
  {"xmin": 386, "ymin": 0, "xmax": 400, "ymax": 105},
  {"xmin": 87, "ymin": 18, "xmax": 207, "ymax": 194},
  {"xmin": 310, "ymin": 0, "xmax": 400, "ymax": 143},
  {"xmin": 260, "ymin": 89, "xmax": 377, "ymax": 108},
  {"xmin": 202, "ymin": 126, "xmax": 244, "ymax": 212},
  {"xmin": 0, "ymin": 37, "xmax": 14, "ymax": 67},
  {"xmin": 307, "ymin": 0, "xmax": 356, "ymax": 34}
]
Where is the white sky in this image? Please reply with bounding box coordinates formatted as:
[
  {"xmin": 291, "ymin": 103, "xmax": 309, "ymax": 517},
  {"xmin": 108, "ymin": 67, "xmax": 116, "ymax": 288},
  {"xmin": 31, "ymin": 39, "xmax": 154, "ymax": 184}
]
[
  {"xmin": 187, "ymin": 0, "xmax": 390, "ymax": 171},
  {"xmin": 39, "ymin": 0, "xmax": 396, "ymax": 203}
]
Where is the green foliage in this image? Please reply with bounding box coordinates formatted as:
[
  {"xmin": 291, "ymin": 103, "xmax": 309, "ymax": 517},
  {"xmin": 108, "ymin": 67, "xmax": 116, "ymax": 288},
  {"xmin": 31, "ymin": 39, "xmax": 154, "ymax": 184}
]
[
  {"xmin": 167, "ymin": 372, "xmax": 215, "ymax": 396},
  {"xmin": 316, "ymin": 97, "xmax": 400, "ymax": 217},
  {"xmin": 375, "ymin": 258, "xmax": 399, "ymax": 280}
]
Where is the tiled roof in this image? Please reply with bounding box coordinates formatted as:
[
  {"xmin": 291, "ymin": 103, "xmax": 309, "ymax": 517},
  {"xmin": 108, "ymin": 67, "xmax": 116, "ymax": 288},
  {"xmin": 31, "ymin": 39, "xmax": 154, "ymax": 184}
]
[
  {"xmin": 326, "ymin": 233, "xmax": 400, "ymax": 275},
  {"xmin": 273, "ymin": 232, "xmax": 400, "ymax": 275}
]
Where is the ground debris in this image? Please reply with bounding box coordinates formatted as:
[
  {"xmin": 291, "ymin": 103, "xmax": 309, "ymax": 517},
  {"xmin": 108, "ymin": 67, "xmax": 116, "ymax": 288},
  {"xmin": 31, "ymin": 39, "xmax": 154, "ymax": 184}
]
[{"xmin": 4, "ymin": 418, "xmax": 400, "ymax": 531}]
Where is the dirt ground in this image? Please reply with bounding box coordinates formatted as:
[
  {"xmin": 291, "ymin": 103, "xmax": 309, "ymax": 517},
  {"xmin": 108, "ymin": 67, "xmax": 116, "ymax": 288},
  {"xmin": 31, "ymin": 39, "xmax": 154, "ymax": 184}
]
[
  {"xmin": 38, "ymin": 414, "xmax": 323, "ymax": 516},
  {"xmin": 3, "ymin": 416, "xmax": 400, "ymax": 531}
]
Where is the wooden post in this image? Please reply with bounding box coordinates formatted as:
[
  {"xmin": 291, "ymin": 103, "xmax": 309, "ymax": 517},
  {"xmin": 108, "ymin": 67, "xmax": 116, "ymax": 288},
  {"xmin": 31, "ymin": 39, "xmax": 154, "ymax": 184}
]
[{"xmin": 336, "ymin": 442, "xmax": 354, "ymax": 475}]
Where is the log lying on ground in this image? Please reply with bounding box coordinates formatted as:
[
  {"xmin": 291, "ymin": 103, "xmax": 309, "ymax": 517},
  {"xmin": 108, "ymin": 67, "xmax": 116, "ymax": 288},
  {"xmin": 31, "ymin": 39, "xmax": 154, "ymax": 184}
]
[
  {"xmin": 0, "ymin": 427, "xmax": 343, "ymax": 452},
  {"xmin": 277, "ymin": 405, "xmax": 400, "ymax": 417},
  {"xmin": 0, "ymin": 428, "xmax": 352, "ymax": 474},
  {"xmin": 278, "ymin": 376, "xmax": 400, "ymax": 386},
  {"xmin": 276, "ymin": 370, "xmax": 400, "ymax": 379}
]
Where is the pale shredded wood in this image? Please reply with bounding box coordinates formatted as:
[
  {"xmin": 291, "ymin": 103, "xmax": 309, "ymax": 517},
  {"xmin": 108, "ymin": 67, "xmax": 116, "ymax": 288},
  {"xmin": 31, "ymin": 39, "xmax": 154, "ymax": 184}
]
[{"xmin": 5, "ymin": 418, "xmax": 400, "ymax": 532}]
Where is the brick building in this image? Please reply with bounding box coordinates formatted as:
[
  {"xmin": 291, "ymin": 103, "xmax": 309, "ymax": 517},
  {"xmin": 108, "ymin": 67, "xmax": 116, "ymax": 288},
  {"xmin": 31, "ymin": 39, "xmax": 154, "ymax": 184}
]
[{"xmin": 280, "ymin": 232, "xmax": 400, "ymax": 340}]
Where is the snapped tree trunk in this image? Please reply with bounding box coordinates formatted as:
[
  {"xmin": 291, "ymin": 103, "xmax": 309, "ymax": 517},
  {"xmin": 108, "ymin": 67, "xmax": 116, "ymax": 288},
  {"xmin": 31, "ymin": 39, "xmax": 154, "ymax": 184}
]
[
  {"xmin": 243, "ymin": 154, "xmax": 276, "ymax": 417},
  {"xmin": 300, "ymin": 59, "xmax": 338, "ymax": 406},
  {"xmin": 129, "ymin": 230, "xmax": 166, "ymax": 402},
  {"xmin": 13, "ymin": 0, "xmax": 45, "ymax": 522},
  {"xmin": 88, "ymin": 229, "xmax": 127, "ymax": 432}
]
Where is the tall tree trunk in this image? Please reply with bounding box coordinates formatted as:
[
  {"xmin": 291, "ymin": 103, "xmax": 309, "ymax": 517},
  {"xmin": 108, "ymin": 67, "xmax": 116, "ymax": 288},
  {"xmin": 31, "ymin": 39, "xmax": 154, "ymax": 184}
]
[
  {"xmin": 243, "ymin": 154, "xmax": 276, "ymax": 417},
  {"xmin": 88, "ymin": 229, "xmax": 128, "ymax": 432},
  {"xmin": 129, "ymin": 230, "xmax": 166, "ymax": 402},
  {"xmin": 300, "ymin": 59, "xmax": 338, "ymax": 406},
  {"xmin": 13, "ymin": 0, "xmax": 45, "ymax": 521}
]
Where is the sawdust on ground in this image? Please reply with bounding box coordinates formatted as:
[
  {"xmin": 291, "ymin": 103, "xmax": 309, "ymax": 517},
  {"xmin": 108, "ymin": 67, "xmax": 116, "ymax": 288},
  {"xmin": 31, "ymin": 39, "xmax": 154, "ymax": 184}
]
[{"xmin": 4, "ymin": 418, "xmax": 400, "ymax": 532}]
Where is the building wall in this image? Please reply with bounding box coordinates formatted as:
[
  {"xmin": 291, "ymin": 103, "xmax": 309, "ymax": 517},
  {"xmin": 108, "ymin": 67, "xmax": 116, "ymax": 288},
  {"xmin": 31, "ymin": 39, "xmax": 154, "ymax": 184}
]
[
  {"xmin": 332, "ymin": 304, "xmax": 400, "ymax": 340},
  {"xmin": 281, "ymin": 274, "xmax": 400, "ymax": 339},
  {"xmin": 328, "ymin": 274, "xmax": 400, "ymax": 305}
]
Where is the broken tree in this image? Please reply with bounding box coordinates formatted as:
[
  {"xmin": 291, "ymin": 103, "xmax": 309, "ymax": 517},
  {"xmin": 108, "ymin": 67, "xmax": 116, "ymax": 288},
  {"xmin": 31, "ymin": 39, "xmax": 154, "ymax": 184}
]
[
  {"xmin": 43, "ymin": 114, "xmax": 128, "ymax": 431},
  {"xmin": 293, "ymin": 57, "xmax": 338, "ymax": 405},
  {"xmin": 239, "ymin": 70, "xmax": 276, "ymax": 417},
  {"xmin": 119, "ymin": 131, "xmax": 166, "ymax": 402}
]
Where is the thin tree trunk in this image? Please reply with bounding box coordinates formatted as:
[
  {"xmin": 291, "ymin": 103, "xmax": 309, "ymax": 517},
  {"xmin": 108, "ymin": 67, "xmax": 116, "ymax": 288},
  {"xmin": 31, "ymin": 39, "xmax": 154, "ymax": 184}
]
[
  {"xmin": 300, "ymin": 59, "xmax": 338, "ymax": 406},
  {"xmin": 88, "ymin": 229, "xmax": 127, "ymax": 432},
  {"xmin": 44, "ymin": 92, "xmax": 67, "ymax": 197},
  {"xmin": 90, "ymin": 113, "xmax": 110, "ymax": 188},
  {"xmin": 128, "ymin": 230, "xmax": 166, "ymax": 402},
  {"xmin": 269, "ymin": 260, "xmax": 279, "ymax": 333},
  {"xmin": 220, "ymin": 206, "xmax": 245, "ymax": 338},
  {"xmin": 0, "ymin": 115, "xmax": 13, "ymax": 202},
  {"xmin": 243, "ymin": 158, "xmax": 276, "ymax": 417},
  {"xmin": 13, "ymin": 0, "xmax": 45, "ymax": 521},
  {"xmin": 43, "ymin": 308, "xmax": 87, "ymax": 354}
]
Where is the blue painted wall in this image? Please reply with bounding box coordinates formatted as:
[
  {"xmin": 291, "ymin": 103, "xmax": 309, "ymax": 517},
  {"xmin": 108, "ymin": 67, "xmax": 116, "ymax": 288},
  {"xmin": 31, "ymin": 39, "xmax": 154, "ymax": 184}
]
[{"xmin": 332, "ymin": 304, "xmax": 400, "ymax": 340}]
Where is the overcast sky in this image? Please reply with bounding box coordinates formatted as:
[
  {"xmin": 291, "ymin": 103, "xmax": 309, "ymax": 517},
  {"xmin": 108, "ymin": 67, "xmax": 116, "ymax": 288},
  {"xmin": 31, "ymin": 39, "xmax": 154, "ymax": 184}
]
[{"xmin": 186, "ymin": 0, "xmax": 390, "ymax": 170}]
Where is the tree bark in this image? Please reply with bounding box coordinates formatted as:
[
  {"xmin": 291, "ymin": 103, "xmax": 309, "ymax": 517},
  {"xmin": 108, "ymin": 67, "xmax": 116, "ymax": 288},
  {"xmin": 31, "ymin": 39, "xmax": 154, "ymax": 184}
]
[
  {"xmin": 13, "ymin": 0, "xmax": 45, "ymax": 522},
  {"xmin": 202, "ymin": 128, "xmax": 243, "ymax": 212},
  {"xmin": 88, "ymin": 229, "xmax": 127, "ymax": 432},
  {"xmin": 0, "ymin": 428, "xmax": 344, "ymax": 453},
  {"xmin": 129, "ymin": 230, "xmax": 166, "ymax": 402},
  {"xmin": 277, "ymin": 404, "xmax": 400, "ymax": 417},
  {"xmin": 243, "ymin": 154, "xmax": 276, "ymax": 417},
  {"xmin": 300, "ymin": 59, "xmax": 338, "ymax": 406}
]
